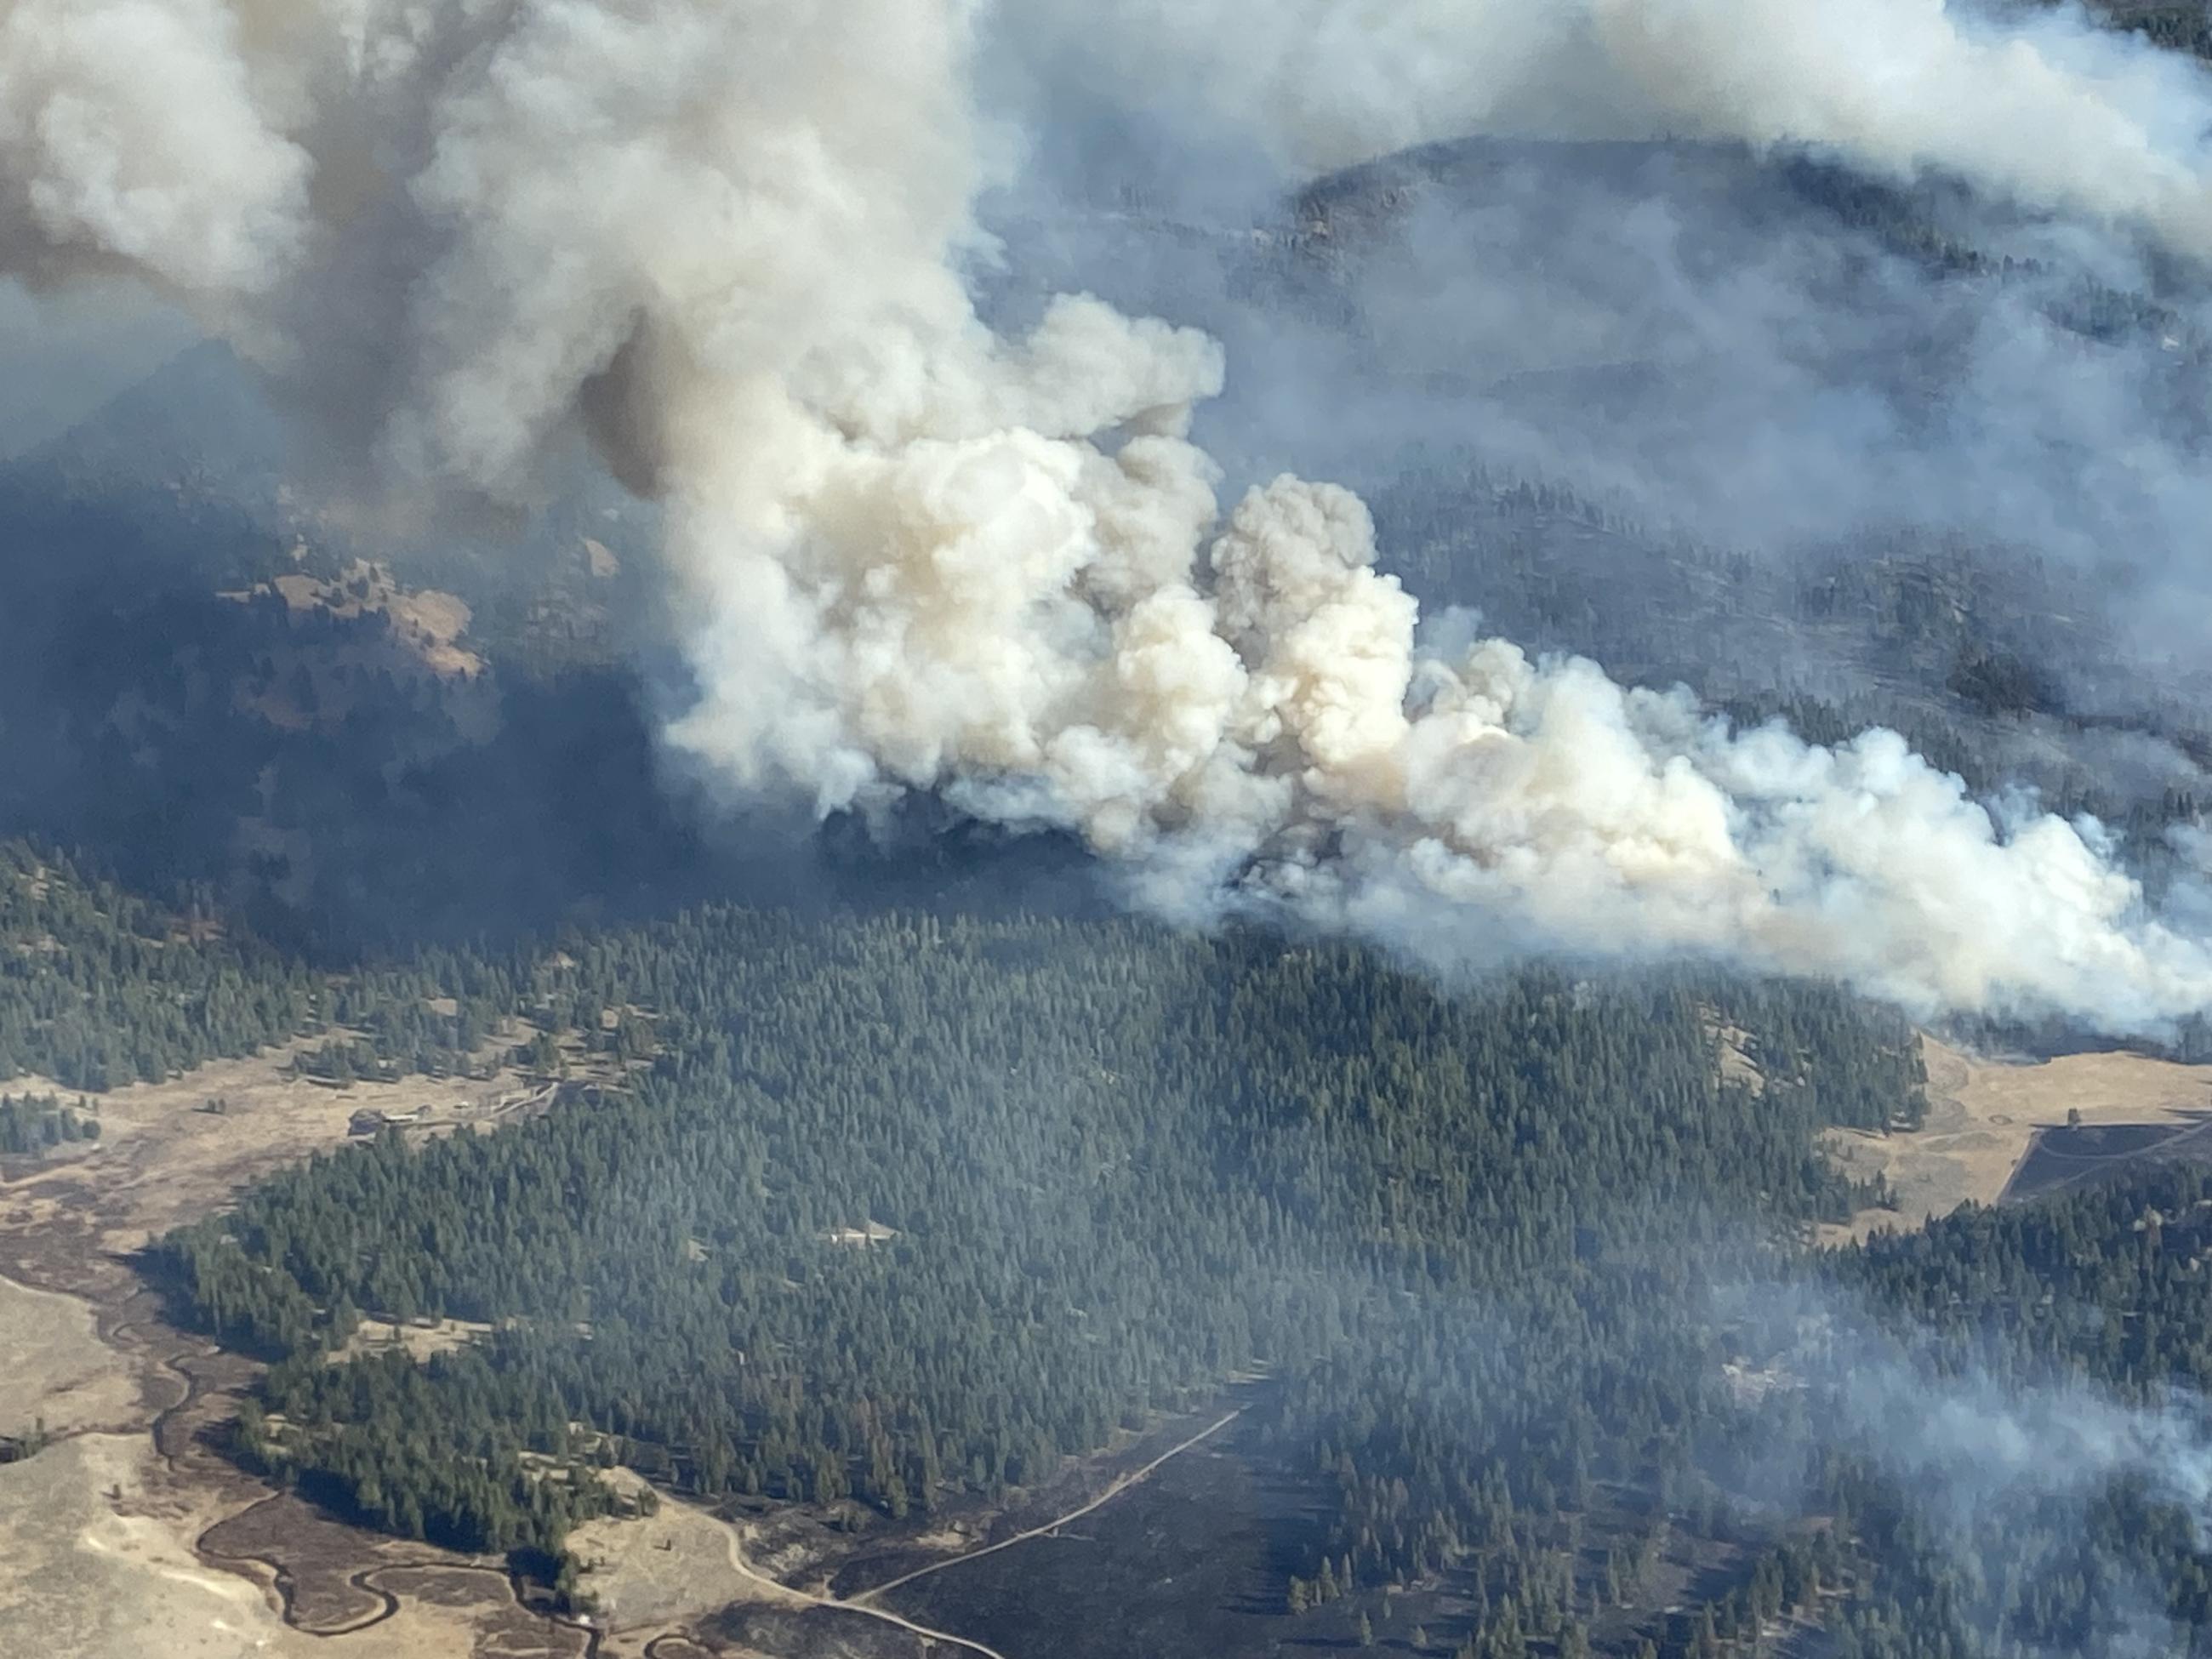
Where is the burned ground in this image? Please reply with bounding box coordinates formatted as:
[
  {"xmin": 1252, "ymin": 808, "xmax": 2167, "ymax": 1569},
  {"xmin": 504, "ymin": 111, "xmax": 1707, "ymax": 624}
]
[{"xmin": 1821, "ymin": 1036, "xmax": 2212, "ymax": 1240}]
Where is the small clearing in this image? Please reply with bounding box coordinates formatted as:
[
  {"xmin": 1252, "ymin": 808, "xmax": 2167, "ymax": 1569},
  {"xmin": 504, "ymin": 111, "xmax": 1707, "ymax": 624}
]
[
  {"xmin": 1821, "ymin": 1035, "xmax": 2212, "ymax": 1242},
  {"xmin": 568, "ymin": 1471, "xmax": 802, "ymax": 1646},
  {"xmin": 328, "ymin": 1317, "xmax": 493, "ymax": 1367}
]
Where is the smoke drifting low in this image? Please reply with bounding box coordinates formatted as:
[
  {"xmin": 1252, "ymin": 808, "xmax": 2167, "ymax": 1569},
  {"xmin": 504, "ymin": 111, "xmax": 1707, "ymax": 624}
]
[
  {"xmin": 1712, "ymin": 1276, "xmax": 2212, "ymax": 1656},
  {"xmin": 7, "ymin": 0, "xmax": 2212, "ymax": 1031},
  {"xmin": 1035, "ymin": 0, "xmax": 2212, "ymax": 255}
]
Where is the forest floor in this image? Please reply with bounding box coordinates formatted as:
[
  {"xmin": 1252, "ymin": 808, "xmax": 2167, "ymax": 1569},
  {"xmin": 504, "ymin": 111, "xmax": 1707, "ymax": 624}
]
[
  {"xmin": 0, "ymin": 1035, "xmax": 613, "ymax": 1659},
  {"xmin": 1818, "ymin": 1035, "xmax": 2212, "ymax": 1242}
]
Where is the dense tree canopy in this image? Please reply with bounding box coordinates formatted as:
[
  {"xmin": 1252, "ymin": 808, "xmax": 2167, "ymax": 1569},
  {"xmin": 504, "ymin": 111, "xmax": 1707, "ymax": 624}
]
[{"xmin": 158, "ymin": 901, "xmax": 1942, "ymax": 1639}]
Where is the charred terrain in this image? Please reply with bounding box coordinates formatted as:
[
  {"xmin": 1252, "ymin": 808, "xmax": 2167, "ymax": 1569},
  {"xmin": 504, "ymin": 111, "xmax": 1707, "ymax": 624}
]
[{"xmin": 14, "ymin": 3, "xmax": 2212, "ymax": 1658}]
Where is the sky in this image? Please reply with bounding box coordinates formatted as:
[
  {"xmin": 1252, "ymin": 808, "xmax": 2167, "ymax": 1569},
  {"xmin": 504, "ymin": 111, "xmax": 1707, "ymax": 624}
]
[{"xmin": 0, "ymin": 277, "xmax": 193, "ymax": 459}]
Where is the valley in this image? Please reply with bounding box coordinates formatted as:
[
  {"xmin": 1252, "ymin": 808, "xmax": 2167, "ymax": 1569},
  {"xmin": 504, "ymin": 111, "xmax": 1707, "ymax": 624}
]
[{"xmin": 8, "ymin": 5, "xmax": 2212, "ymax": 1655}]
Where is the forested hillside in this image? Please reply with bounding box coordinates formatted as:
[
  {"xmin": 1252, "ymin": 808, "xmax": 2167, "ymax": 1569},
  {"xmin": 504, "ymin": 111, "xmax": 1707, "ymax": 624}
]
[
  {"xmin": 0, "ymin": 841, "xmax": 319, "ymax": 1088},
  {"xmin": 1804, "ymin": 1166, "xmax": 2212, "ymax": 1657},
  {"xmin": 0, "ymin": 836, "xmax": 576, "ymax": 1092},
  {"xmin": 121, "ymin": 882, "xmax": 2212, "ymax": 1657},
  {"xmin": 12, "ymin": 7, "xmax": 2212, "ymax": 1651},
  {"xmin": 155, "ymin": 900, "xmax": 1928, "ymax": 1639}
]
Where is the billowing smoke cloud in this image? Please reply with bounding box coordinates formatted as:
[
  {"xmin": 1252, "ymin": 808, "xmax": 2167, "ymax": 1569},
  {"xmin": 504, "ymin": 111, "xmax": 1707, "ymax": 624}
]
[
  {"xmin": 5, "ymin": 0, "xmax": 2212, "ymax": 1031},
  {"xmin": 1595, "ymin": 0, "xmax": 2212, "ymax": 260},
  {"xmin": 0, "ymin": 0, "xmax": 309, "ymax": 306}
]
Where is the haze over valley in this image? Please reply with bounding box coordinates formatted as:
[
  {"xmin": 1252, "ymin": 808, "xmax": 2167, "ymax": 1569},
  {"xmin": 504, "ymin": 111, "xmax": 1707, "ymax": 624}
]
[{"xmin": 10, "ymin": 4, "xmax": 2212, "ymax": 1657}]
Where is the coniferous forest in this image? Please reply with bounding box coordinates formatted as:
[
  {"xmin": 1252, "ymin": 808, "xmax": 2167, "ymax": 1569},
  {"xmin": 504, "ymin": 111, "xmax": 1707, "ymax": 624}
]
[
  {"xmin": 26, "ymin": 859, "xmax": 2177, "ymax": 1656},
  {"xmin": 14, "ymin": 823, "xmax": 2212, "ymax": 1654},
  {"xmin": 9, "ymin": 17, "xmax": 2212, "ymax": 1643}
]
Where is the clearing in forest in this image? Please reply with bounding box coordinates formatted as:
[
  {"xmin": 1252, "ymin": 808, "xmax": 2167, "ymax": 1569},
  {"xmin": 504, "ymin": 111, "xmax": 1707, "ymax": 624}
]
[
  {"xmin": 1821, "ymin": 1036, "xmax": 2212, "ymax": 1241},
  {"xmin": 0, "ymin": 1034, "xmax": 561, "ymax": 1268},
  {"xmin": 0, "ymin": 1038, "xmax": 611, "ymax": 1659}
]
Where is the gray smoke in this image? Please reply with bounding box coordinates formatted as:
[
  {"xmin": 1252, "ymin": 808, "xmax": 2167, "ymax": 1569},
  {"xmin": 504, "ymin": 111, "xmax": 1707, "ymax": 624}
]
[
  {"xmin": 6, "ymin": 0, "xmax": 2212, "ymax": 1029},
  {"xmin": 1722, "ymin": 1279, "xmax": 2212, "ymax": 1656},
  {"xmin": 1035, "ymin": 0, "xmax": 2212, "ymax": 247}
]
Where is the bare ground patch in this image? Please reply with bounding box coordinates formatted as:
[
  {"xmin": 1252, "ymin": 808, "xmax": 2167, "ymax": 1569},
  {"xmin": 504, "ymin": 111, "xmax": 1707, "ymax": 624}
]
[
  {"xmin": 0, "ymin": 1042, "xmax": 624, "ymax": 1659},
  {"xmin": 228, "ymin": 560, "xmax": 490, "ymax": 714},
  {"xmin": 0, "ymin": 1434, "xmax": 575, "ymax": 1659},
  {"xmin": 568, "ymin": 1470, "xmax": 805, "ymax": 1645},
  {"xmin": 1821, "ymin": 1036, "xmax": 2212, "ymax": 1243},
  {"xmin": 1710, "ymin": 1021, "xmax": 1766, "ymax": 1096},
  {"xmin": 0, "ymin": 1273, "xmax": 139, "ymax": 1440},
  {"xmin": 328, "ymin": 1315, "xmax": 494, "ymax": 1367}
]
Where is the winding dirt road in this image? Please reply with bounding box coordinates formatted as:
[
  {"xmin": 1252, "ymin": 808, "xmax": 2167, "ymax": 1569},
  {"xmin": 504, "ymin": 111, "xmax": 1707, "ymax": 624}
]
[{"xmin": 715, "ymin": 1505, "xmax": 1014, "ymax": 1659}]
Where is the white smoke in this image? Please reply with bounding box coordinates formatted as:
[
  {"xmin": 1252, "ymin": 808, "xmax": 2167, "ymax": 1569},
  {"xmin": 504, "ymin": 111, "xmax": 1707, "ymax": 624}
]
[
  {"xmin": 4, "ymin": 0, "xmax": 2212, "ymax": 1030},
  {"xmin": 1593, "ymin": 0, "xmax": 2212, "ymax": 259},
  {"xmin": 0, "ymin": 0, "xmax": 310, "ymax": 306},
  {"xmin": 1718, "ymin": 1278, "xmax": 2212, "ymax": 1655},
  {"xmin": 1041, "ymin": 0, "xmax": 2212, "ymax": 260}
]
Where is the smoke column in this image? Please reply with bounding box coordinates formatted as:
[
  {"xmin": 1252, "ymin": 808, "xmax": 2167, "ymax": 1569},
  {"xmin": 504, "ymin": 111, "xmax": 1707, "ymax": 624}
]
[{"xmin": 6, "ymin": 0, "xmax": 2212, "ymax": 1030}]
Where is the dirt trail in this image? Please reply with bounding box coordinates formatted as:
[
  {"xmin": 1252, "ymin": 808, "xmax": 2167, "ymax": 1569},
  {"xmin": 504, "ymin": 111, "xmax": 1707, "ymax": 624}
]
[
  {"xmin": 1821, "ymin": 1035, "xmax": 2212, "ymax": 1242},
  {"xmin": 715, "ymin": 1520, "xmax": 1010, "ymax": 1659},
  {"xmin": 853, "ymin": 1408, "xmax": 1245, "ymax": 1606},
  {"xmin": 686, "ymin": 1407, "xmax": 1246, "ymax": 1659}
]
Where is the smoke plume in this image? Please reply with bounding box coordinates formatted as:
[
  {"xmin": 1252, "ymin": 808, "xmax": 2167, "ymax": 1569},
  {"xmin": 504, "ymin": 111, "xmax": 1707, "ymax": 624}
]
[
  {"xmin": 1715, "ymin": 1277, "xmax": 2212, "ymax": 1656},
  {"xmin": 7, "ymin": 0, "xmax": 2212, "ymax": 1030},
  {"xmin": 1039, "ymin": 0, "xmax": 2212, "ymax": 255}
]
